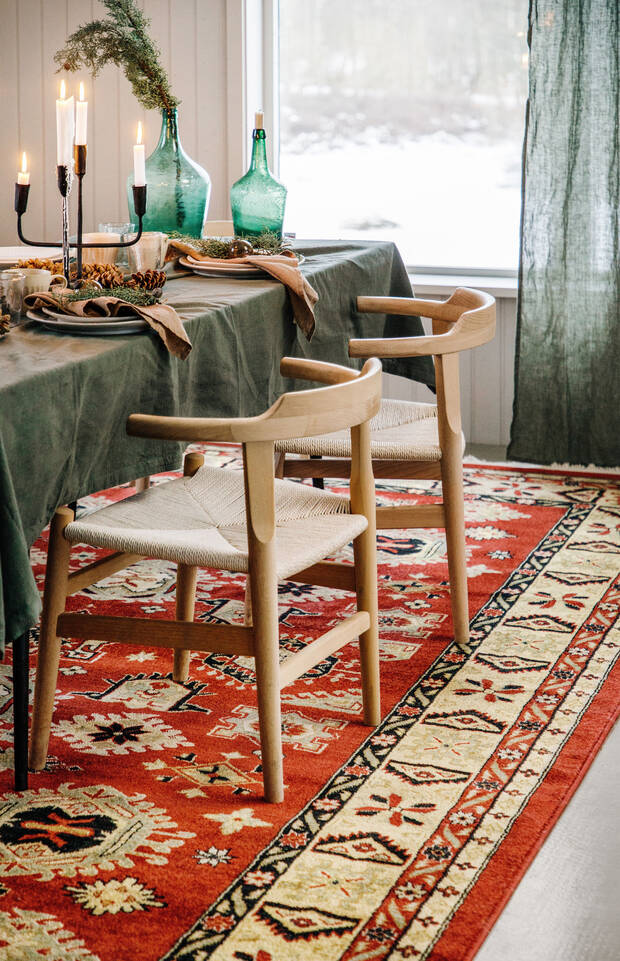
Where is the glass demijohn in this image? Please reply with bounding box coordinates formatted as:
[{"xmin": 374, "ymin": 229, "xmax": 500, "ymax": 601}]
[
  {"xmin": 230, "ymin": 113, "xmax": 287, "ymax": 238},
  {"xmin": 127, "ymin": 108, "xmax": 211, "ymax": 238}
]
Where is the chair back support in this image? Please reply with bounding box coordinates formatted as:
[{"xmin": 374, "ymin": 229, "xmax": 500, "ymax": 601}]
[
  {"xmin": 127, "ymin": 357, "xmax": 382, "ymax": 444},
  {"xmin": 127, "ymin": 357, "xmax": 383, "ymax": 545},
  {"xmin": 350, "ymin": 287, "xmax": 496, "ymax": 359},
  {"xmin": 434, "ymin": 288, "xmax": 496, "ymax": 349},
  {"xmin": 262, "ymin": 357, "xmax": 382, "ymax": 441}
]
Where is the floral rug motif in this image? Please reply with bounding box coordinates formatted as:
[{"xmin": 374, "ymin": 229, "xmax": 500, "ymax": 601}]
[{"xmin": 1, "ymin": 452, "xmax": 618, "ymax": 961}]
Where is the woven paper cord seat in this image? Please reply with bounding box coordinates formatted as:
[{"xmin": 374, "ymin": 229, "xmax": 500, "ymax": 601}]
[
  {"xmin": 275, "ymin": 398, "xmax": 464, "ymax": 460},
  {"xmin": 65, "ymin": 464, "xmax": 367, "ymax": 580}
]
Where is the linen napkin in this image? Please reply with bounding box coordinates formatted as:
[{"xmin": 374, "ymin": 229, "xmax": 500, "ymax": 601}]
[
  {"xmin": 24, "ymin": 292, "xmax": 192, "ymax": 359},
  {"xmin": 168, "ymin": 239, "xmax": 318, "ymax": 339}
]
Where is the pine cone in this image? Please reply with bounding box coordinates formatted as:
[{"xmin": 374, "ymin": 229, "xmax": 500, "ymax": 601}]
[
  {"xmin": 17, "ymin": 257, "xmax": 64, "ymax": 275},
  {"xmin": 74, "ymin": 263, "xmax": 125, "ymax": 288},
  {"xmin": 128, "ymin": 270, "xmax": 166, "ymax": 291}
]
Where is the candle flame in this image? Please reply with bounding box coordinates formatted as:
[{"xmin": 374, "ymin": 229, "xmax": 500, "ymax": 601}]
[
  {"xmin": 60, "ymin": 79, "xmax": 66, "ymax": 100},
  {"xmin": 79, "ymin": 81, "xmax": 85, "ymax": 101},
  {"xmin": 21, "ymin": 151, "xmax": 28, "ymax": 173},
  {"xmin": 137, "ymin": 121, "xmax": 143, "ymax": 145}
]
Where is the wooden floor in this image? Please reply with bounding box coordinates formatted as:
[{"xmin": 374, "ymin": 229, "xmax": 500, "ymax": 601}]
[
  {"xmin": 466, "ymin": 445, "xmax": 620, "ymax": 961},
  {"xmin": 476, "ymin": 722, "xmax": 620, "ymax": 961}
]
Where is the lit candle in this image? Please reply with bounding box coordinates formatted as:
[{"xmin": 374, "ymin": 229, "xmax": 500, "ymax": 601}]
[
  {"xmin": 75, "ymin": 82, "xmax": 88, "ymax": 145},
  {"xmin": 133, "ymin": 121, "xmax": 146, "ymax": 186},
  {"xmin": 17, "ymin": 151, "xmax": 30, "ymax": 186},
  {"xmin": 56, "ymin": 79, "xmax": 75, "ymax": 167}
]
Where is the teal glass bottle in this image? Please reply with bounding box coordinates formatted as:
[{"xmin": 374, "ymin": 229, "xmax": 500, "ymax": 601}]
[
  {"xmin": 230, "ymin": 114, "xmax": 287, "ymax": 238},
  {"xmin": 127, "ymin": 108, "xmax": 210, "ymax": 238}
]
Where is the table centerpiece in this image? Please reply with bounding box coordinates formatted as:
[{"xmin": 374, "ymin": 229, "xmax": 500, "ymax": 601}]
[{"xmin": 55, "ymin": 0, "xmax": 210, "ymax": 237}]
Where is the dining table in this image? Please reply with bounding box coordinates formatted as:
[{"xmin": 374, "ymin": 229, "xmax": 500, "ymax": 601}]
[{"xmin": 0, "ymin": 238, "xmax": 435, "ymax": 789}]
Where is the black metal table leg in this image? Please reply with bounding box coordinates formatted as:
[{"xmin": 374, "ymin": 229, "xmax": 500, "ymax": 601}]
[{"xmin": 12, "ymin": 632, "xmax": 29, "ymax": 791}]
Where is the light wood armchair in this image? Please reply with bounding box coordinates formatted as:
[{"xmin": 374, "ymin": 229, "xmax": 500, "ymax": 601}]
[
  {"xmin": 29, "ymin": 357, "xmax": 383, "ymax": 803},
  {"xmin": 275, "ymin": 288, "xmax": 496, "ymax": 646}
]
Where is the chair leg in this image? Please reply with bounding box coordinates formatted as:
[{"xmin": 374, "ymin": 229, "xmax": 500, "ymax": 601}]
[
  {"xmin": 29, "ymin": 507, "xmax": 73, "ymax": 771},
  {"xmin": 441, "ymin": 442, "xmax": 469, "ymax": 645},
  {"xmin": 274, "ymin": 452, "xmax": 285, "ymax": 479},
  {"xmin": 173, "ymin": 564, "xmax": 198, "ymax": 682},
  {"xmin": 12, "ymin": 631, "xmax": 29, "ymax": 791},
  {"xmin": 353, "ymin": 530, "xmax": 381, "ymax": 727},
  {"xmin": 243, "ymin": 575, "xmax": 253, "ymax": 626},
  {"xmin": 249, "ymin": 545, "xmax": 283, "ymax": 803},
  {"xmin": 172, "ymin": 451, "xmax": 205, "ymax": 681}
]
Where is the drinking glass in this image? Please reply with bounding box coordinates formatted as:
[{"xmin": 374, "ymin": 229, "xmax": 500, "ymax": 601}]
[
  {"xmin": 99, "ymin": 221, "xmax": 136, "ymax": 269},
  {"xmin": 0, "ymin": 270, "xmax": 26, "ymax": 324},
  {"xmin": 127, "ymin": 232, "xmax": 169, "ymax": 272}
]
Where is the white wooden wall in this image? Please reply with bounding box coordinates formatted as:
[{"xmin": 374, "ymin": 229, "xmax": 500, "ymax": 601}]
[
  {"xmin": 384, "ymin": 295, "xmax": 517, "ymax": 447},
  {"xmin": 0, "ymin": 0, "xmax": 233, "ymax": 245}
]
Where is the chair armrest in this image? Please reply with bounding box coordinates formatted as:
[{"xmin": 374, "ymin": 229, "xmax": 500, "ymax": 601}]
[
  {"xmin": 127, "ymin": 413, "xmax": 242, "ymax": 443},
  {"xmin": 280, "ymin": 357, "xmax": 359, "ymax": 384},
  {"xmin": 349, "ymin": 331, "xmax": 455, "ymax": 359},
  {"xmin": 357, "ymin": 295, "xmax": 463, "ymax": 322}
]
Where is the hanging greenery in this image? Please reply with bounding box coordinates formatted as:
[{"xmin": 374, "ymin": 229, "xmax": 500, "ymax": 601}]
[{"xmin": 54, "ymin": 0, "xmax": 179, "ymax": 113}]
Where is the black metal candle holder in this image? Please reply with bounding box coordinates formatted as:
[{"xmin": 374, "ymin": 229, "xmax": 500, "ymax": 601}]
[{"xmin": 15, "ymin": 152, "xmax": 147, "ymax": 286}]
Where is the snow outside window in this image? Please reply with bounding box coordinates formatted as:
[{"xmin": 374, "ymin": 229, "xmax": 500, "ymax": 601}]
[{"xmin": 279, "ymin": 1, "xmax": 529, "ymax": 271}]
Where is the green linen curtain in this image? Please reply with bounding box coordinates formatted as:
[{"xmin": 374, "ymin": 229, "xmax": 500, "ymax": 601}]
[{"xmin": 509, "ymin": 0, "xmax": 619, "ymax": 467}]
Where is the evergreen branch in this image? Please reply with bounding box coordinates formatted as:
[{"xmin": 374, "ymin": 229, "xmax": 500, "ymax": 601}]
[{"xmin": 55, "ymin": 0, "xmax": 179, "ymax": 113}]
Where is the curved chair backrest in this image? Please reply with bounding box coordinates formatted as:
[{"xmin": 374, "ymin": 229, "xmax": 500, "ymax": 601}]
[
  {"xmin": 127, "ymin": 357, "xmax": 382, "ymax": 546},
  {"xmin": 127, "ymin": 357, "xmax": 383, "ymax": 445},
  {"xmin": 350, "ymin": 287, "xmax": 496, "ymax": 359}
]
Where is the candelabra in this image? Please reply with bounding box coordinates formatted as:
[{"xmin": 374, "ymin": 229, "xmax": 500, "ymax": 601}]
[{"xmin": 15, "ymin": 148, "xmax": 147, "ymax": 287}]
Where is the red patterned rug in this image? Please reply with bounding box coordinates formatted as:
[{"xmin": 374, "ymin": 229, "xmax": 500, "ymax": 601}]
[{"xmin": 0, "ymin": 453, "xmax": 618, "ymax": 961}]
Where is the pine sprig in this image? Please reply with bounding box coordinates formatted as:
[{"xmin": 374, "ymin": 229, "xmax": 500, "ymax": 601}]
[
  {"xmin": 169, "ymin": 230, "xmax": 290, "ymax": 258},
  {"xmin": 55, "ymin": 0, "xmax": 179, "ymax": 112},
  {"xmin": 60, "ymin": 284, "xmax": 160, "ymax": 307}
]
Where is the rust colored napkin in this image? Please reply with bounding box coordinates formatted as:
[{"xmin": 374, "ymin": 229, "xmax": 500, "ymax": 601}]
[
  {"xmin": 24, "ymin": 292, "xmax": 192, "ymax": 359},
  {"xmin": 168, "ymin": 240, "xmax": 318, "ymax": 339}
]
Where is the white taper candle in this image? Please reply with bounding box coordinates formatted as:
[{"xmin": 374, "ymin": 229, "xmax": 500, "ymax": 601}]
[
  {"xmin": 56, "ymin": 80, "xmax": 74, "ymax": 166},
  {"xmin": 17, "ymin": 151, "xmax": 30, "ymax": 186},
  {"xmin": 75, "ymin": 82, "xmax": 88, "ymax": 146},
  {"xmin": 133, "ymin": 121, "xmax": 146, "ymax": 186}
]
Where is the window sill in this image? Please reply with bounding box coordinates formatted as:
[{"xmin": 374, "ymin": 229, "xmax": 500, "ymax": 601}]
[{"xmin": 408, "ymin": 271, "xmax": 518, "ymax": 299}]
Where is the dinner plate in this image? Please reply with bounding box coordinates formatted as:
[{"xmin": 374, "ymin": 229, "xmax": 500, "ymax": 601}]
[
  {"xmin": 27, "ymin": 309, "xmax": 147, "ymax": 335},
  {"xmin": 179, "ymin": 255, "xmax": 263, "ymax": 278},
  {"xmin": 0, "ymin": 246, "xmax": 63, "ymax": 266},
  {"xmin": 41, "ymin": 306, "xmax": 137, "ymax": 322}
]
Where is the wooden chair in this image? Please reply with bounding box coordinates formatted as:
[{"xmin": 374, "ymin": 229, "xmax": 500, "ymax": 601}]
[
  {"xmin": 275, "ymin": 288, "xmax": 496, "ymax": 646},
  {"xmin": 29, "ymin": 357, "xmax": 383, "ymax": 803}
]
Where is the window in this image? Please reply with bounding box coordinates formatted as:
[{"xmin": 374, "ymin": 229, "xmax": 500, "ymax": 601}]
[{"xmin": 278, "ymin": 1, "xmax": 528, "ymax": 271}]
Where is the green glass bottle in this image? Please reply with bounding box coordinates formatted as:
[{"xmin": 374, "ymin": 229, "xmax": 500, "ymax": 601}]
[
  {"xmin": 127, "ymin": 108, "xmax": 210, "ymax": 238},
  {"xmin": 230, "ymin": 112, "xmax": 287, "ymax": 238}
]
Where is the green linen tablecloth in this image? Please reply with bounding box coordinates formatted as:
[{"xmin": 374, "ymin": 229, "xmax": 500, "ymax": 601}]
[{"xmin": 0, "ymin": 240, "xmax": 434, "ymax": 652}]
